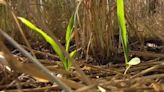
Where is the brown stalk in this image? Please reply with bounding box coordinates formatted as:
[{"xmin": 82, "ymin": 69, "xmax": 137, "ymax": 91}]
[
  {"xmin": 80, "ymin": 0, "xmax": 117, "ymax": 64},
  {"xmin": 0, "ymin": 30, "xmax": 73, "ymax": 92},
  {"xmin": 4, "ymin": 0, "xmax": 36, "ymax": 58},
  {"xmin": 132, "ymin": 62, "xmax": 164, "ymax": 78}
]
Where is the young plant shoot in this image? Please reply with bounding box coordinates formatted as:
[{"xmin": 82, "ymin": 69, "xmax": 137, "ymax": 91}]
[
  {"xmin": 65, "ymin": 14, "xmax": 77, "ymax": 70},
  {"xmin": 124, "ymin": 57, "xmax": 141, "ymax": 74},
  {"xmin": 117, "ymin": 0, "xmax": 140, "ymax": 69},
  {"xmin": 18, "ymin": 15, "xmax": 77, "ymax": 71},
  {"xmin": 117, "ymin": 0, "xmax": 129, "ymax": 64}
]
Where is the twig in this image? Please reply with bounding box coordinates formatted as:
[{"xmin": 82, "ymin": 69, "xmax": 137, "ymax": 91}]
[
  {"xmin": 132, "ymin": 62, "xmax": 164, "ymax": 78},
  {"xmin": 6, "ymin": 1, "xmax": 36, "ymax": 58},
  {"xmin": 0, "ymin": 30, "xmax": 73, "ymax": 92},
  {"xmin": 133, "ymin": 74, "xmax": 164, "ymax": 81}
]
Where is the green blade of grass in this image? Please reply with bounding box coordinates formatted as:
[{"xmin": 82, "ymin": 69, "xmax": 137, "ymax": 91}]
[
  {"xmin": 17, "ymin": 17, "xmax": 66, "ymax": 63},
  {"xmin": 66, "ymin": 49, "xmax": 78, "ymax": 68},
  {"xmin": 117, "ymin": 0, "xmax": 129, "ymax": 64},
  {"xmin": 65, "ymin": 14, "xmax": 76, "ymax": 70},
  {"xmin": 65, "ymin": 14, "xmax": 76, "ymax": 52}
]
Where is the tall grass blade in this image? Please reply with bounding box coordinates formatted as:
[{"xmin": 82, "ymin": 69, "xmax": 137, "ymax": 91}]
[
  {"xmin": 65, "ymin": 14, "xmax": 76, "ymax": 70},
  {"xmin": 17, "ymin": 17, "xmax": 66, "ymax": 66},
  {"xmin": 65, "ymin": 14, "xmax": 76, "ymax": 52},
  {"xmin": 117, "ymin": 0, "xmax": 129, "ymax": 64}
]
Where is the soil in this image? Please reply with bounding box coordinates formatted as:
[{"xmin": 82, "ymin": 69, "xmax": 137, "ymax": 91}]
[{"xmin": 0, "ymin": 40, "xmax": 164, "ymax": 92}]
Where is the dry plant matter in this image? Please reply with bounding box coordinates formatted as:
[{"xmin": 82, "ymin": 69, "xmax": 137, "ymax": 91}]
[
  {"xmin": 78, "ymin": 0, "xmax": 164, "ymax": 64},
  {"xmin": 0, "ymin": 0, "xmax": 164, "ymax": 91},
  {"xmin": 80, "ymin": 0, "xmax": 117, "ymax": 64}
]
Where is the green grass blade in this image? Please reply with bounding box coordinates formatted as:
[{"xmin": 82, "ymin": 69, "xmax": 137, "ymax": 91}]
[
  {"xmin": 64, "ymin": 14, "xmax": 76, "ymax": 70},
  {"xmin": 70, "ymin": 50, "xmax": 77, "ymax": 58},
  {"xmin": 117, "ymin": 0, "xmax": 129, "ymax": 64},
  {"xmin": 65, "ymin": 50, "xmax": 77, "ymax": 70},
  {"xmin": 17, "ymin": 17, "xmax": 66, "ymax": 63},
  {"xmin": 65, "ymin": 14, "xmax": 76, "ymax": 52}
]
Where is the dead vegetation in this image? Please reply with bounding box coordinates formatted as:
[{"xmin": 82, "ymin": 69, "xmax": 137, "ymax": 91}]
[{"xmin": 0, "ymin": 0, "xmax": 164, "ymax": 92}]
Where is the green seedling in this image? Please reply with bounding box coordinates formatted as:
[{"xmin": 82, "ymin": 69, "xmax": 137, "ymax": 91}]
[
  {"xmin": 18, "ymin": 15, "xmax": 77, "ymax": 71},
  {"xmin": 66, "ymin": 15, "xmax": 75, "ymax": 52},
  {"xmin": 124, "ymin": 57, "xmax": 141, "ymax": 74},
  {"xmin": 117, "ymin": 0, "xmax": 141, "ymax": 71},
  {"xmin": 65, "ymin": 14, "xmax": 77, "ymax": 70},
  {"xmin": 117, "ymin": 0, "xmax": 129, "ymax": 64}
]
